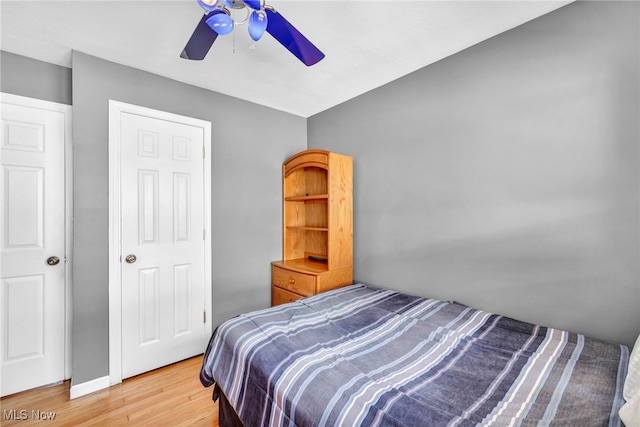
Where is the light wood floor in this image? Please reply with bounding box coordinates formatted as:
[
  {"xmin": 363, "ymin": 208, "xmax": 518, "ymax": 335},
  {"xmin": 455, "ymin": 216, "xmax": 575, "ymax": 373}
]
[{"xmin": 1, "ymin": 355, "xmax": 219, "ymax": 426}]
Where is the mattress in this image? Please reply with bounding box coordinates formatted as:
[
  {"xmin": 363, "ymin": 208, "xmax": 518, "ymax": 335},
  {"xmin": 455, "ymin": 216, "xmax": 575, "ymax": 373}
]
[{"xmin": 200, "ymin": 284, "xmax": 629, "ymax": 426}]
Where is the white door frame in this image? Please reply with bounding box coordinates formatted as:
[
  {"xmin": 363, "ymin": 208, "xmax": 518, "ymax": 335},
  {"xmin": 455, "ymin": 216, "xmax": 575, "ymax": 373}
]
[
  {"xmin": 108, "ymin": 100, "xmax": 212, "ymax": 385},
  {"xmin": 0, "ymin": 92, "xmax": 73, "ymax": 382}
]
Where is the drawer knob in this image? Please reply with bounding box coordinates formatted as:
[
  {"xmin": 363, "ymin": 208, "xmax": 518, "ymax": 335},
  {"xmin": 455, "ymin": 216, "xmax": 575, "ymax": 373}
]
[{"xmin": 288, "ymin": 277, "xmax": 295, "ymax": 285}]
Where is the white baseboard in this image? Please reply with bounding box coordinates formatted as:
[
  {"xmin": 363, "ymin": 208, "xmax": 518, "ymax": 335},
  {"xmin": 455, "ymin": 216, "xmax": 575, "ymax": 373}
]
[{"xmin": 69, "ymin": 375, "xmax": 110, "ymax": 399}]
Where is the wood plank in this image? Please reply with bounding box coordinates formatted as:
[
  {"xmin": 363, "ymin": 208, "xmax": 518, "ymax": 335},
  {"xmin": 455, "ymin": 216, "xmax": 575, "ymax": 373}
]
[
  {"xmin": 0, "ymin": 356, "xmax": 218, "ymax": 426},
  {"xmin": 327, "ymin": 151, "xmax": 353, "ymax": 270}
]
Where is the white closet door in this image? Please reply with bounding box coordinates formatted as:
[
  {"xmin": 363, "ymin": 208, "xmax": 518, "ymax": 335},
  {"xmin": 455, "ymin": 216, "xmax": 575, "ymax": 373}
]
[{"xmin": 1, "ymin": 96, "xmax": 67, "ymax": 396}]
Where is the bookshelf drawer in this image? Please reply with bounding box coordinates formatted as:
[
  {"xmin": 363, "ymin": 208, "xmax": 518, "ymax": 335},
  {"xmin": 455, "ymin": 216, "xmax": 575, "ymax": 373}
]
[
  {"xmin": 272, "ymin": 266, "xmax": 316, "ymax": 296},
  {"xmin": 271, "ymin": 286, "xmax": 304, "ymax": 306}
]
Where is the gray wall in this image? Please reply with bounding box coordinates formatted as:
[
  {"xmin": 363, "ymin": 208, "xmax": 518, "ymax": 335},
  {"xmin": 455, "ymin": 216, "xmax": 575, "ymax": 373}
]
[
  {"xmin": 1, "ymin": 51, "xmax": 72, "ymax": 105},
  {"xmin": 308, "ymin": 1, "xmax": 640, "ymax": 348}
]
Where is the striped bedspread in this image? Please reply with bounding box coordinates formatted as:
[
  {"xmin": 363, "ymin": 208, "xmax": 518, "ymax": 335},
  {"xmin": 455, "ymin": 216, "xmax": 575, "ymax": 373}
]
[{"xmin": 200, "ymin": 284, "xmax": 629, "ymax": 427}]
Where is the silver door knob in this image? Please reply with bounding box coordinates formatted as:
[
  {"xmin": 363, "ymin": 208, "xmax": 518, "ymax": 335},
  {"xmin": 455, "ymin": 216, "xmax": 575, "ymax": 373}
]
[
  {"xmin": 46, "ymin": 256, "xmax": 60, "ymax": 266},
  {"xmin": 125, "ymin": 254, "xmax": 137, "ymax": 264}
]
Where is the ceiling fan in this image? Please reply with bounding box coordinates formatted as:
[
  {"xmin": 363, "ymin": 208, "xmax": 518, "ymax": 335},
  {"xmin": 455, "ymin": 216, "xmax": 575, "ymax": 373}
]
[{"xmin": 180, "ymin": 0, "xmax": 325, "ymax": 66}]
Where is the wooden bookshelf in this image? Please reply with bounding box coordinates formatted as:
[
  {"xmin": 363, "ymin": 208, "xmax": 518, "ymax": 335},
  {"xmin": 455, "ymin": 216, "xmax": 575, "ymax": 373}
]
[{"xmin": 272, "ymin": 150, "xmax": 353, "ymax": 305}]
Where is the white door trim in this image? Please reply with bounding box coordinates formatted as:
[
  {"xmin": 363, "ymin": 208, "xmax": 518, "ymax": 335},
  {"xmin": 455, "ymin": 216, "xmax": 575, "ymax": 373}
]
[
  {"xmin": 108, "ymin": 100, "xmax": 212, "ymax": 385},
  {"xmin": 0, "ymin": 92, "xmax": 73, "ymax": 382}
]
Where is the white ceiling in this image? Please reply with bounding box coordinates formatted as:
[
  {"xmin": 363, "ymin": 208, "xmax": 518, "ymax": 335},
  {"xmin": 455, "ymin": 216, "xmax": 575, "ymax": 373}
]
[{"xmin": 1, "ymin": 0, "xmax": 571, "ymax": 117}]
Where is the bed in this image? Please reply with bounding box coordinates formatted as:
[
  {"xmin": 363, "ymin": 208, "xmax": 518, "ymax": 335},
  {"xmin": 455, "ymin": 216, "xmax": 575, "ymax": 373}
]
[{"xmin": 200, "ymin": 284, "xmax": 636, "ymax": 427}]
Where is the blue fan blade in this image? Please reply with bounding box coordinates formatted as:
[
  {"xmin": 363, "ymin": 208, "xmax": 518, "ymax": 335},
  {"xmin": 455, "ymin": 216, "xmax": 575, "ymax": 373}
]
[
  {"xmin": 242, "ymin": 0, "xmax": 261, "ymax": 10},
  {"xmin": 265, "ymin": 9, "xmax": 325, "ymax": 66},
  {"xmin": 180, "ymin": 13, "xmax": 220, "ymax": 60}
]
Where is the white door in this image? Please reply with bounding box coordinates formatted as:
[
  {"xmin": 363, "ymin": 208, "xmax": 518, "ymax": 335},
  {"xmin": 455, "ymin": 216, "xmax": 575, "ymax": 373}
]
[
  {"xmin": 0, "ymin": 94, "xmax": 69, "ymax": 396},
  {"xmin": 118, "ymin": 109, "xmax": 209, "ymax": 379}
]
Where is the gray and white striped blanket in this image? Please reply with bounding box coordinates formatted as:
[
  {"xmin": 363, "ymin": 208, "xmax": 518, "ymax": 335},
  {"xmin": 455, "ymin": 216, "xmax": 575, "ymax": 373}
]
[{"xmin": 200, "ymin": 284, "xmax": 629, "ymax": 426}]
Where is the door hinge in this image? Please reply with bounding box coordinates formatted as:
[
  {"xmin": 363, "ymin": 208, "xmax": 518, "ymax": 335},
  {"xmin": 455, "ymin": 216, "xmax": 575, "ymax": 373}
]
[
  {"xmin": 203, "ymin": 145, "xmax": 205, "ymax": 158},
  {"xmin": 203, "ymin": 229, "xmax": 206, "ymax": 240},
  {"xmin": 203, "ymin": 310, "xmax": 206, "ymax": 323}
]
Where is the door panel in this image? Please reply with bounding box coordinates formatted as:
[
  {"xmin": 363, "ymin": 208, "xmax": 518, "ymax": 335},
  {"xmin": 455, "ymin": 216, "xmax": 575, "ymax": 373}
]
[
  {"xmin": 120, "ymin": 112, "xmax": 206, "ymax": 379},
  {"xmin": 4, "ymin": 166, "xmax": 43, "ymax": 247},
  {"xmin": 1, "ymin": 97, "xmax": 67, "ymax": 396},
  {"xmin": 4, "ymin": 275, "xmax": 44, "ymax": 359}
]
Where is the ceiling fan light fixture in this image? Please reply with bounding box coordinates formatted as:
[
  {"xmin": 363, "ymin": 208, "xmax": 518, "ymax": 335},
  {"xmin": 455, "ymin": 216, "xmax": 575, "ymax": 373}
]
[
  {"xmin": 206, "ymin": 11, "xmax": 234, "ymax": 35},
  {"xmin": 182, "ymin": 0, "xmax": 325, "ymax": 65},
  {"xmin": 248, "ymin": 9, "xmax": 268, "ymax": 41}
]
